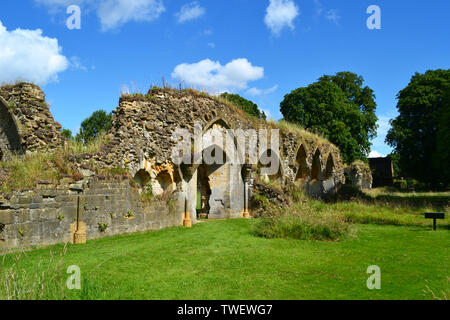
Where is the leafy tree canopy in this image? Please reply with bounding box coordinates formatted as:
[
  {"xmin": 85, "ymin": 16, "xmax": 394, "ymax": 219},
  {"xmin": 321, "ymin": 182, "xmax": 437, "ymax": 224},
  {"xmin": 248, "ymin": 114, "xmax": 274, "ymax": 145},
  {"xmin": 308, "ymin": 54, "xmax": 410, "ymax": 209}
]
[
  {"xmin": 61, "ymin": 128, "xmax": 73, "ymax": 140},
  {"xmin": 280, "ymin": 72, "xmax": 378, "ymax": 163},
  {"xmin": 220, "ymin": 93, "xmax": 266, "ymax": 120},
  {"xmin": 76, "ymin": 110, "xmax": 112, "ymax": 144},
  {"xmin": 386, "ymin": 69, "xmax": 450, "ymax": 186}
]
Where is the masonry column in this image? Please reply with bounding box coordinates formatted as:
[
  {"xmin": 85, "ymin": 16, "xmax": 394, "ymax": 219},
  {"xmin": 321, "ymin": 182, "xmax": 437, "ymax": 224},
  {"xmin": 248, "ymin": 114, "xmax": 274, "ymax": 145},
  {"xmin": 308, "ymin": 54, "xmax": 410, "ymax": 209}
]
[
  {"xmin": 181, "ymin": 163, "xmax": 198, "ymax": 228},
  {"xmin": 242, "ymin": 164, "xmax": 252, "ymax": 218}
]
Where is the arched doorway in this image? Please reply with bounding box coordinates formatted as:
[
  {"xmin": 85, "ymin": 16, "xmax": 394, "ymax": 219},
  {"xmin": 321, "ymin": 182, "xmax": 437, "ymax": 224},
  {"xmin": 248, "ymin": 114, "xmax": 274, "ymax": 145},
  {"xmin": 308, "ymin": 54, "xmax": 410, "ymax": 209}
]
[
  {"xmin": 0, "ymin": 98, "xmax": 23, "ymax": 159},
  {"xmin": 324, "ymin": 154, "xmax": 334, "ymax": 180},
  {"xmin": 134, "ymin": 169, "xmax": 151, "ymax": 194},
  {"xmin": 311, "ymin": 149, "xmax": 322, "ymax": 181},
  {"xmin": 194, "ymin": 119, "xmax": 244, "ymax": 220},
  {"xmin": 309, "ymin": 149, "xmax": 322, "ymax": 197},
  {"xmin": 259, "ymin": 149, "xmax": 282, "ymax": 187},
  {"xmin": 152, "ymin": 170, "xmax": 175, "ymax": 196},
  {"xmin": 196, "ymin": 145, "xmax": 230, "ymax": 218},
  {"xmin": 295, "ymin": 144, "xmax": 308, "ymax": 182}
]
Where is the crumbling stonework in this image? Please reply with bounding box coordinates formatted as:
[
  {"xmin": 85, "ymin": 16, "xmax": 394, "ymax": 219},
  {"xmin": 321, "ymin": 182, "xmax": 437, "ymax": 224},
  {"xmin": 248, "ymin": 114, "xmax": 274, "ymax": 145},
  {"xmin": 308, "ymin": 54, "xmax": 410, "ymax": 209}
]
[
  {"xmin": 0, "ymin": 84, "xmax": 348, "ymax": 249},
  {"xmin": 345, "ymin": 161, "xmax": 373, "ymax": 190},
  {"xmin": 0, "ymin": 178, "xmax": 180, "ymax": 249},
  {"xmin": 0, "ymin": 83, "xmax": 63, "ymax": 159},
  {"xmin": 72, "ymin": 88, "xmax": 345, "ymax": 222}
]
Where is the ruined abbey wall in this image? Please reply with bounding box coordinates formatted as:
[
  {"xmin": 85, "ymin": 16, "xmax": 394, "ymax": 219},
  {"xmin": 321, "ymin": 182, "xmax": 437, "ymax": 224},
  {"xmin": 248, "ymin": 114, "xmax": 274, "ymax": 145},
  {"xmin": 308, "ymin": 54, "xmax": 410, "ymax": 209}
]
[
  {"xmin": 0, "ymin": 179, "xmax": 181, "ymax": 250},
  {"xmin": 0, "ymin": 83, "xmax": 63, "ymax": 160},
  {"xmin": 0, "ymin": 83, "xmax": 348, "ymax": 249}
]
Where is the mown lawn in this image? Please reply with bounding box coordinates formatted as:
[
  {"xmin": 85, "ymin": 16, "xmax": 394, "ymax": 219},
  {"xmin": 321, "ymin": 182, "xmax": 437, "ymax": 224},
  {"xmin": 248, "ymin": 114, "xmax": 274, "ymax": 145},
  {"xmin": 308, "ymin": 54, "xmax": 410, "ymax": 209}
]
[{"xmin": 1, "ymin": 216, "xmax": 448, "ymax": 300}]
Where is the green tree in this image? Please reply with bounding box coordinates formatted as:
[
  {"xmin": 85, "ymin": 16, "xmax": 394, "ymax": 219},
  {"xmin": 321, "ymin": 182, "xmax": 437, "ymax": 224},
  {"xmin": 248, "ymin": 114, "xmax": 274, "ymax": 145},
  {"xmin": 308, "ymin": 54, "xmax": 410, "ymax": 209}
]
[
  {"xmin": 280, "ymin": 72, "xmax": 378, "ymax": 163},
  {"xmin": 61, "ymin": 128, "xmax": 73, "ymax": 140},
  {"xmin": 76, "ymin": 110, "xmax": 112, "ymax": 144},
  {"xmin": 220, "ymin": 93, "xmax": 266, "ymax": 120},
  {"xmin": 386, "ymin": 69, "xmax": 450, "ymax": 186}
]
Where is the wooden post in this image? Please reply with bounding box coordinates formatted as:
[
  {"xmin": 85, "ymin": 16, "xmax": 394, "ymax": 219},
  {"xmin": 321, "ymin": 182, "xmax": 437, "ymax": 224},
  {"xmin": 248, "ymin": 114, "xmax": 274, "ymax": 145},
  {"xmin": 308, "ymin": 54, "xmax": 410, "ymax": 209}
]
[
  {"xmin": 73, "ymin": 195, "xmax": 86, "ymax": 244},
  {"xmin": 183, "ymin": 196, "xmax": 192, "ymax": 228}
]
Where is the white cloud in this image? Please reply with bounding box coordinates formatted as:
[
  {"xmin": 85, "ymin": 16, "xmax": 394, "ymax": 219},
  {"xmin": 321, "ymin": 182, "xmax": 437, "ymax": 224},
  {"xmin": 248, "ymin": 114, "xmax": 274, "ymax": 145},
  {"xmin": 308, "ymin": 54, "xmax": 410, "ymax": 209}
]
[
  {"xmin": 264, "ymin": 0, "xmax": 299, "ymax": 36},
  {"xmin": 207, "ymin": 42, "xmax": 215, "ymax": 48},
  {"xmin": 325, "ymin": 9, "xmax": 340, "ymax": 25},
  {"xmin": 246, "ymin": 85, "xmax": 278, "ymax": 96},
  {"xmin": 70, "ymin": 56, "xmax": 87, "ymax": 71},
  {"xmin": 175, "ymin": 2, "xmax": 205, "ymax": 23},
  {"xmin": 369, "ymin": 150, "xmax": 386, "ymax": 158},
  {"xmin": 172, "ymin": 58, "xmax": 264, "ymax": 93},
  {"xmin": 97, "ymin": 0, "xmax": 165, "ymax": 31},
  {"xmin": 0, "ymin": 20, "xmax": 69, "ymax": 86},
  {"xmin": 35, "ymin": 0, "xmax": 165, "ymax": 31}
]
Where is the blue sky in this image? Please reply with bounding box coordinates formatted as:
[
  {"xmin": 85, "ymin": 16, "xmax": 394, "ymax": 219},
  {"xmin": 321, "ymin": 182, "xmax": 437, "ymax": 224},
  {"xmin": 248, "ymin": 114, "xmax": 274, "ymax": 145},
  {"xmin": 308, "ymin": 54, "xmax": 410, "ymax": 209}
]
[{"xmin": 0, "ymin": 0, "xmax": 449, "ymax": 157}]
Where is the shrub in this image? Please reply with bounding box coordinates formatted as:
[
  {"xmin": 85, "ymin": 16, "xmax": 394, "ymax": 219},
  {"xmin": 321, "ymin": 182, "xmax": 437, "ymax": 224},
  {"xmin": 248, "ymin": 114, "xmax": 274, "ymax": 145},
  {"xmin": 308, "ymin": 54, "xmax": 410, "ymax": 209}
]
[{"xmin": 252, "ymin": 212, "xmax": 352, "ymax": 241}]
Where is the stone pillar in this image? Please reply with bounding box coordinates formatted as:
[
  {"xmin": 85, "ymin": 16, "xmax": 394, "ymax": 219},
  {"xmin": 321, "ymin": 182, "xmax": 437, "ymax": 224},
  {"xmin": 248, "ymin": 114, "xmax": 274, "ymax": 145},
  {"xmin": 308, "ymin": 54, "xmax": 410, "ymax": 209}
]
[
  {"xmin": 242, "ymin": 165, "xmax": 252, "ymax": 218},
  {"xmin": 180, "ymin": 164, "xmax": 197, "ymax": 227}
]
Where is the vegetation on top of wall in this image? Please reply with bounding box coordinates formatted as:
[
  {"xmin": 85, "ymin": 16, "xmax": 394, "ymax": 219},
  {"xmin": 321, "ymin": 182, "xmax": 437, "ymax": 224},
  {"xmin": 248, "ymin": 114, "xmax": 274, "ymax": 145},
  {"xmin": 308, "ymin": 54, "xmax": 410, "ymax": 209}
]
[
  {"xmin": 219, "ymin": 92, "xmax": 267, "ymax": 120},
  {"xmin": 345, "ymin": 160, "xmax": 373, "ymax": 181},
  {"xmin": 0, "ymin": 133, "xmax": 112, "ymax": 194},
  {"xmin": 268, "ymin": 119, "xmax": 338, "ymax": 152}
]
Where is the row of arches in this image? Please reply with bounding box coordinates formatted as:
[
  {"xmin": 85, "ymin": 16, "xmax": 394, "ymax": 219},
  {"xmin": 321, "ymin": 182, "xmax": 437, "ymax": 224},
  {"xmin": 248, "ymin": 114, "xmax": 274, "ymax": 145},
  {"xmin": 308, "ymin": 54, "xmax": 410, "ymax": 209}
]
[
  {"xmin": 132, "ymin": 118, "xmax": 339, "ymax": 220},
  {"xmin": 295, "ymin": 145, "xmax": 335, "ymax": 183}
]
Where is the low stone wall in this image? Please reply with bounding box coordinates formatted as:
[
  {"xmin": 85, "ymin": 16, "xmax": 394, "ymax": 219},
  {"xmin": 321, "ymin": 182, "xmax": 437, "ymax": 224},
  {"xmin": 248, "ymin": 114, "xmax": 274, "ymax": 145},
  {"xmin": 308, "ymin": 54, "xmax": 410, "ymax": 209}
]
[
  {"xmin": 344, "ymin": 161, "xmax": 373, "ymax": 191},
  {"xmin": 0, "ymin": 179, "xmax": 182, "ymax": 250}
]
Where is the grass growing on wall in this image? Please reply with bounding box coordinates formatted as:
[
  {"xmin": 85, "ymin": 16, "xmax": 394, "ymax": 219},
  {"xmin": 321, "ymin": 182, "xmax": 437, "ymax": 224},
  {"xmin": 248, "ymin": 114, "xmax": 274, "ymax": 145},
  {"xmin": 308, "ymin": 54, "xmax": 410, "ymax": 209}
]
[{"xmin": 0, "ymin": 133, "xmax": 110, "ymax": 193}]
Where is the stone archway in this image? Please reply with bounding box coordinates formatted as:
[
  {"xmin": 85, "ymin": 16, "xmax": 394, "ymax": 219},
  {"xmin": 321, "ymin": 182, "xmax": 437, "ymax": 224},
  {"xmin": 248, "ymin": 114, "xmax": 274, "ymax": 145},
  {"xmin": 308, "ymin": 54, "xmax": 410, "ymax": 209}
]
[
  {"xmin": 309, "ymin": 149, "xmax": 323, "ymax": 197},
  {"xmin": 295, "ymin": 144, "xmax": 309, "ymax": 182},
  {"xmin": 311, "ymin": 149, "xmax": 322, "ymax": 181},
  {"xmin": 324, "ymin": 154, "xmax": 335, "ymax": 180},
  {"xmin": 259, "ymin": 149, "xmax": 283, "ymax": 187},
  {"xmin": 153, "ymin": 170, "xmax": 175, "ymax": 196},
  {"xmin": 193, "ymin": 119, "xmax": 245, "ymax": 220},
  {"xmin": 0, "ymin": 97, "xmax": 23, "ymax": 160},
  {"xmin": 133, "ymin": 169, "xmax": 151, "ymax": 194},
  {"xmin": 197, "ymin": 144, "xmax": 231, "ymax": 218}
]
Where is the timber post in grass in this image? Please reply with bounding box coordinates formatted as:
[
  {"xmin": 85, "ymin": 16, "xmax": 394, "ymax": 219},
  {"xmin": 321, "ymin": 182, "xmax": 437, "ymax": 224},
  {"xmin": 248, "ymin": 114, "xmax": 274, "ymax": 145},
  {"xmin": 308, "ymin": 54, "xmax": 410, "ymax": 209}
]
[
  {"xmin": 183, "ymin": 196, "xmax": 192, "ymax": 228},
  {"xmin": 424, "ymin": 212, "xmax": 445, "ymax": 231},
  {"xmin": 73, "ymin": 196, "xmax": 87, "ymax": 244}
]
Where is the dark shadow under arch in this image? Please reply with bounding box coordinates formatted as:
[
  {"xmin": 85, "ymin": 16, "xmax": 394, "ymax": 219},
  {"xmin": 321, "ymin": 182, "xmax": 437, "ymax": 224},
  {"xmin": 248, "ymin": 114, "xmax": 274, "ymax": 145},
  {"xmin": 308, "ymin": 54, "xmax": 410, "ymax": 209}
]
[
  {"xmin": 324, "ymin": 154, "xmax": 335, "ymax": 180},
  {"xmin": 311, "ymin": 149, "xmax": 322, "ymax": 181},
  {"xmin": 0, "ymin": 97, "xmax": 23, "ymax": 159},
  {"xmin": 295, "ymin": 144, "xmax": 308, "ymax": 181}
]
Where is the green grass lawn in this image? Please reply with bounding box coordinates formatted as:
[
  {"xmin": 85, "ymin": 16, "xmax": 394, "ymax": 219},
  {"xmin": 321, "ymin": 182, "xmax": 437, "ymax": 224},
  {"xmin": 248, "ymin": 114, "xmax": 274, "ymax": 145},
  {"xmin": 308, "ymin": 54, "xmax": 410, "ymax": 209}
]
[{"xmin": 1, "ymin": 216, "xmax": 448, "ymax": 300}]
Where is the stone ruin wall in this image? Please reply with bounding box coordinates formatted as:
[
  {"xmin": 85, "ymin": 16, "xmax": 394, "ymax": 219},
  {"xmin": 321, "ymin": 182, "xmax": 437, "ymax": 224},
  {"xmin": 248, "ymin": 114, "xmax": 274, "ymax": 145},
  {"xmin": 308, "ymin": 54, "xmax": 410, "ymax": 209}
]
[
  {"xmin": 0, "ymin": 84, "xmax": 347, "ymax": 249},
  {"xmin": 0, "ymin": 83, "xmax": 63, "ymax": 160},
  {"xmin": 0, "ymin": 179, "xmax": 180, "ymax": 250}
]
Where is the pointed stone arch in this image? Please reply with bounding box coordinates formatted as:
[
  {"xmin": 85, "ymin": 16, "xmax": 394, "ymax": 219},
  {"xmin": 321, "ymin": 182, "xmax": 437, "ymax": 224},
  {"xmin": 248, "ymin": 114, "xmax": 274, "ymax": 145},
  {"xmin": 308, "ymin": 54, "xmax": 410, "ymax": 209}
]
[
  {"xmin": 133, "ymin": 169, "xmax": 151, "ymax": 194},
  {"xmin": 0, "ymin": 97, "xmax": 23, "ymax": 160},
  {"xmin": 324, "ymin": 153, "xmax": 335, "ymax": 180},
  {"xmin": 259, "ymin": 148, "xmax": 283, "ymax": 186},
  {"xmin": 311, "ymin": 149, "xmax": 322, "ymax": 181},
  {"xmin": 295, "ymin": 144, "xmax": 309, "ymax": 181},
  {"xmin": 203, "ymin": 117, "xmax": 232, "ymax": 132}
]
